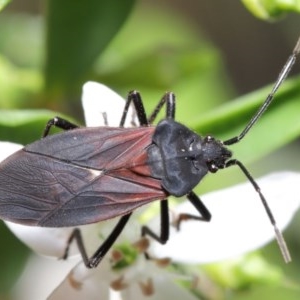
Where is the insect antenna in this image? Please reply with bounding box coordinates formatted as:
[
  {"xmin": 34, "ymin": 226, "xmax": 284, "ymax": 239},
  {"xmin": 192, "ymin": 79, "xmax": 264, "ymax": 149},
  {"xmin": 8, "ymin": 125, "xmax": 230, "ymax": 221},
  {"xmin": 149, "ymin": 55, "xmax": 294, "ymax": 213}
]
[
  {"xmin": 224, "ymin": 36, "xmax": 300, "ymax": 146},
  {"xmin": 222, "ymin": 37, "xmax": 300, "ymax": 262},
  {"xmin": 226, "ymin": 159, "xmax": 291, "ymax": 263}
]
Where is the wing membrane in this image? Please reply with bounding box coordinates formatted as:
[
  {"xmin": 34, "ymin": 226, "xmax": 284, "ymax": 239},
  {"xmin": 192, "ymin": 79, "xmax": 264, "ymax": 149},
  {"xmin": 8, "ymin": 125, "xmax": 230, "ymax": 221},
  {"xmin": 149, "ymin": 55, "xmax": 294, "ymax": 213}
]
[
  {"xmin": 0, "ymin": 127, "xmax": 167, "ymax": 227},
  {"xmin": 25, "ymin": 126, "xmax": 155, "ymax": 169}
]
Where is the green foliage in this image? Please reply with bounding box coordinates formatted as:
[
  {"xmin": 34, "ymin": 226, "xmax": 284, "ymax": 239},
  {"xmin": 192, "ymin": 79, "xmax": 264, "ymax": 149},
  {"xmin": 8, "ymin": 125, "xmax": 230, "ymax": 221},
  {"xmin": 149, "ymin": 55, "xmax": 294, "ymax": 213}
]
[
  {"xmin": 0, "ymin": 1, "xmax": 300, "ymax": 299},
  {"xmin": 45, "ymin": 0, "xmax": 136, "ymax": 96},
  {"xmin": 195, "ymin": 76, "xmax": 300, "ymax": 164},
  {"xmin": 0, "ymin": 0, "xmax": 10, "ymax": 11},
  {"xmin": 203, "ymin": 253, "xmax": 283, "ymax": 289},
  {"xmin": 242, "ymin": 0, "xmax": 300, "ymax": 20}
]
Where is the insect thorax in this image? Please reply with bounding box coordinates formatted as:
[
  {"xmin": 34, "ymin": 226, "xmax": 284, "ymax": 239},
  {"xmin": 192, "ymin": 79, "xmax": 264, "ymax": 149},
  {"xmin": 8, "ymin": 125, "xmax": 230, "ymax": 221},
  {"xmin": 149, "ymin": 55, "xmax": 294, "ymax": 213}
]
[{"xmin": 147, "ymin": 119, "xmax": 232, "ymax": 197}]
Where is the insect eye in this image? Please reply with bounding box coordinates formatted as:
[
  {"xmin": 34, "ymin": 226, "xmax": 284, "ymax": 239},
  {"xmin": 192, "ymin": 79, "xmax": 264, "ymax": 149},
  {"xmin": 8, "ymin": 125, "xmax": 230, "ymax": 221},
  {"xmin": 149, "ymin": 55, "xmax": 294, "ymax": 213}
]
[{"xmin": 208, "ymin": 162, "xmax": 218, "ymax": 173}]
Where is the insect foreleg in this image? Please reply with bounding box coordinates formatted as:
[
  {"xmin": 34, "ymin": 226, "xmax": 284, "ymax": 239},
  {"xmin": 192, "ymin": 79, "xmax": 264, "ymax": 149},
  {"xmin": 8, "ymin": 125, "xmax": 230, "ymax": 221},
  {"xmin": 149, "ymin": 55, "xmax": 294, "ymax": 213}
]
[{"xmin": 174, "ymin": 191, "xmax": 211, "ymax": 230}]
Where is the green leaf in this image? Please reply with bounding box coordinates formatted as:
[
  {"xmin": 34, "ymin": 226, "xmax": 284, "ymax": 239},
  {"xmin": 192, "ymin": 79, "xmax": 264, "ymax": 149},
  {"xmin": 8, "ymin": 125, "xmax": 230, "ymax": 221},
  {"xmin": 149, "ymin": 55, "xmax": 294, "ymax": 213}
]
[
  {"xmin": 231, "ymin": 285, "xmax": 300, "ymax": 300},
  {"xmin": 45, "ymin": 0, "xmax": 136, "ymax": 95},
  {"xmin": 242, "ymin": 0, "xmax": 300, "ymax": 20},
  {"xmin": 0, "ymin": 14, "xmax": 43, "ymax": 68},
  {"xmin": 98, "ymin": 48, "xmax": 233, "ymax": 122},
  {"xmin": 0, "ymin": 109, "xmax": 77, "ymax": 144},
  {"xmin": 203, "ymin": 253, "xmax": 283, "ymax": 289},
  {"xmin": 95, "ymin": 4, "xmax": 234, "ymax": 122},
  {"xmin": 0, "ymin": 55, "xmax": 42, "ymax": 109},
  {"xmin": 0, "ymin": 223, "xmax": 29, "ymax": 294},
  {"xmin": 0, "ymin": 0, "xmax": 11, "ymax": 12}
]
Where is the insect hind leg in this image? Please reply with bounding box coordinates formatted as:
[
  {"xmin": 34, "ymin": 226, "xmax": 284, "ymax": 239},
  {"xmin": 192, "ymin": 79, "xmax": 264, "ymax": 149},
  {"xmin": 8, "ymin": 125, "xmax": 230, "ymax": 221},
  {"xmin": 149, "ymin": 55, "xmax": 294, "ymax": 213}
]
[
  {"xmin": 63, "ymin": 213, "xmax": 132, "ymax": 268},
  {"xmin": 43, "ymin": 116, "xmax": 79, "ymax": 137}
]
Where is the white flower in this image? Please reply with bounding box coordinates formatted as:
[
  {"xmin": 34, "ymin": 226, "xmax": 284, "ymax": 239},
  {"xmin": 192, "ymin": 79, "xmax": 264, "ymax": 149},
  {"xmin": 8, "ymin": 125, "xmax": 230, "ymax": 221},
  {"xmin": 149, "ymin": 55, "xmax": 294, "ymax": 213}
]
[{"xmin": 4, "ymin": 82, "xmax": 300, "ymax": 300}]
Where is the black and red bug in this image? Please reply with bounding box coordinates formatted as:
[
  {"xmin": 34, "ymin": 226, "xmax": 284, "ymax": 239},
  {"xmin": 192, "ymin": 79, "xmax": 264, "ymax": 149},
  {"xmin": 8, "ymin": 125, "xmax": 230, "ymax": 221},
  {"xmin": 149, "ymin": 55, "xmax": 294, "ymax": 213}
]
[{"xmin": 0, "ymin": 37, "xmax": 299, "ymax": 267}]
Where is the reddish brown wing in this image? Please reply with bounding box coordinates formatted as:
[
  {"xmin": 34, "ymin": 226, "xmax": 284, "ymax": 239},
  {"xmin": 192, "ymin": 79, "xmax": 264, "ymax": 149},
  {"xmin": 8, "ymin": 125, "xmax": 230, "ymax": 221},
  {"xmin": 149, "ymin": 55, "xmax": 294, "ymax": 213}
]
[{"xmin": 0, "ymin": 126, "xmax": 167, "ymax": 227}]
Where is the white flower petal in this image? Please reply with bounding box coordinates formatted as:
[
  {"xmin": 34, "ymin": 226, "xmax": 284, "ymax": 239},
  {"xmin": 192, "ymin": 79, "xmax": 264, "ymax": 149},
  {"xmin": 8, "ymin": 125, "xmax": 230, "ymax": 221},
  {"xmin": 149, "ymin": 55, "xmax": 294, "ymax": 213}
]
[
  {"xmin": 13, "ymin": 254, "xmax": 78, "ymax": 300},
  {"xmin": 82, "ymin": 81, "xmax": 137, "ymax": 127},
  {"xmin": 0, "ymin": 141, "xmax": 22, "ymax": 161},
  {"xmin": 5, "ymin": 221, "xmax": 115, "ymax": 258},
  {"xmin": 150, "ymin": 172, "xmax": 300, "ymax": 263},
  {"xmin": 48, "ymin": 247, "xmax": 199, "ymax": 300},
  {"xmin": 48, "ymin": 260, "xmax": 111, "ymax": 300},
  {"xmin": 5, "ymin": 222, "xmax": 77, "ymax": 257}
]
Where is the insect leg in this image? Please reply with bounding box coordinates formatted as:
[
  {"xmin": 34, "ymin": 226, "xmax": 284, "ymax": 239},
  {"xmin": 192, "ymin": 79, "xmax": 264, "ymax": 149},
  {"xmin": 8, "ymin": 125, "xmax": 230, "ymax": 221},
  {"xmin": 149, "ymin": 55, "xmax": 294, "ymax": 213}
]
[
  {"xmin": 225, "ymin": 159, "xmax": 291, "ymax": 263},
  {"xmin": 224, "ymin": 36, "xmax": 300, "ymax": 146},
  {"xmin": 147, "ymin": 92, "xmax": 176, "ymax": 123},
  {"xmin": 175, "ymin": 191, "xmax": 211, "ymax": 230},
  {"xmin": 63, "ymin": 213, "xmax": 132, "ymax": 268},
  {"xmin": 141, "ymin": 199, "xmax": 169, "ymax": 244},
  {"xmin": 120, "ymin": 91, "xmax": 176, "ymax": 127},
  {"xmin": 43, "ymin": 116, "xmax": 79, "ymax": 137},
  {"xmin": 120, "ymin": 91, "xmax": 148, "ymax": 126}
]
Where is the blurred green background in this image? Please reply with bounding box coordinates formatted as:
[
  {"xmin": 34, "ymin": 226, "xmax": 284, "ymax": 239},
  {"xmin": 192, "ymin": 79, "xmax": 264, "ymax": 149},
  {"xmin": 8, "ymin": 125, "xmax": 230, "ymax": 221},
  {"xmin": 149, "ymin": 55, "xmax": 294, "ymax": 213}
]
[{"xmin": 0, "ymin": 0, "xmax": 300, "ymax": 299}]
